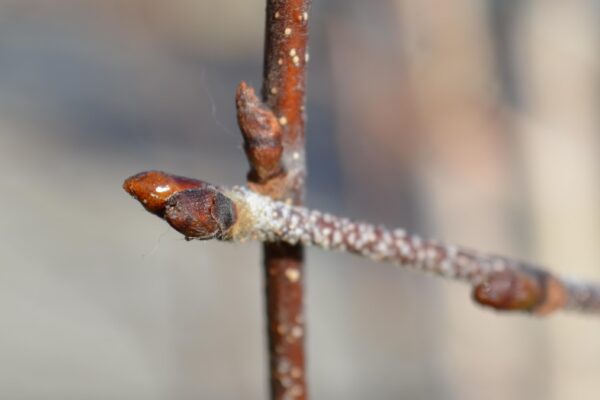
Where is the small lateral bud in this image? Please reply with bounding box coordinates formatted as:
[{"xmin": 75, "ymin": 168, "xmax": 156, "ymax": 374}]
[
  {"xmin": 473, "ymin": 268, "xmax": 566, "ymax": 315},
  {"xmin": 473, "ymin": 270, "xmax": 542, "ymax": 312},
  {"xmin": 123, "ymin": 171, "xmax": 208, "ymax": 216},
  {"xmin": 235, "ymin": 81, "xmax": 284, "ymax": 182},
  {"xmin": 164, "ymin": 188, "xmax": 237, "ymax": 240}
]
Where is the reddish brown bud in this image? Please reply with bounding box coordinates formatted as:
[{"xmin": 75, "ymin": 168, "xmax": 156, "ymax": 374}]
[
  {"xmin": 164, "ymin": 189, "xmax": 237, "ymax": 240},
  {"xmin": 473, "ymin": 270, "xmax": 542, "ymax": 312},
  {"xmin": 123, "ymin": 171, "xmax": 208, "ymax": 216},
  {"xmin": 236, "ymin": 81, "xmax": 284, "ymax": 182},
  {"xmin": 473, "ymin": 268, "xmax": 568, "ymax": 315},
  {"xmin": 473, "ymin": 270, "xmax": 548, "ymax": 312}
]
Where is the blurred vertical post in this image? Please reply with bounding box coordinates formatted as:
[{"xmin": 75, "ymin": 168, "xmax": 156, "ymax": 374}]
[
  {"xmin": 261, "ymin": 1, "xmax": 311, "ymax": 399},
  {"xmin": 514, "ymin": 2, "xmax": 600, "ymax": 399},
  {"xmin": 393, "ymin": 1, "xmax": 542, "ymax": 399}
]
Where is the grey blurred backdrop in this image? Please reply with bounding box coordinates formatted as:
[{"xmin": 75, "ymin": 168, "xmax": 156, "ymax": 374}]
[{"xmin": 1, "ymin": 1, "xmax": 600, "ymax": 399}]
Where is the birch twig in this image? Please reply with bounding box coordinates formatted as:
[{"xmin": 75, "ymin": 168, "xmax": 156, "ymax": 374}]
[{"xmin": 124, "ymin": 170, "xmax": 600, "ymax": 316}]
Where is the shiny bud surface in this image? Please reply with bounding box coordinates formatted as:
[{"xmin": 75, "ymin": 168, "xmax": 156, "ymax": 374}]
[
  {"xmin": 164, "ymin": 188, "xmax": 237, "ymax": 240},
  {"xmin": 123, "ymin": 170, "xmax": 208, "ymax": 216}
]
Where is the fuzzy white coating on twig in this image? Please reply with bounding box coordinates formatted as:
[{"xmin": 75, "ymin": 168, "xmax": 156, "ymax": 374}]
[{"xmin": 222, "ymin": 186, "xmax": 600, "ymax": 314}]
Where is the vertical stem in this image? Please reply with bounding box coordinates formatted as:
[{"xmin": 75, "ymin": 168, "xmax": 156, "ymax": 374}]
[
  {"xmin": 262, "ymin": 1, "xmax": 311, "ymax": 399},
  {"xmin": 263, "ymin": 242, "xmax": 306, "ymax": 399}
]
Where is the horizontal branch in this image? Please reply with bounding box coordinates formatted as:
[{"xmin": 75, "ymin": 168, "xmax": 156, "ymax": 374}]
[{"xmin": 124, "ymin": 170, "xmax": 600, "ymax": 316}]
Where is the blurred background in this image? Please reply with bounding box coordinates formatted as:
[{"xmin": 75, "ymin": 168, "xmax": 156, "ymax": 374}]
[{"xmin": 1, "ymin": 1, "xmax": 600, "ymax": 399}]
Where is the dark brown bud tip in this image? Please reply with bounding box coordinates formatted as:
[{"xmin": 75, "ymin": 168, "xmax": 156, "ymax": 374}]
[
  {"xmin": 123, "ymin": 171, "xmax": 208, "ymax": 216},
  {"xmin": 164, "ymin": 189, "xmax": 237, "ymax": 240},
  {"xmin": 473, "ymin": 270, "xmax": 542, "ymax": 312}
]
